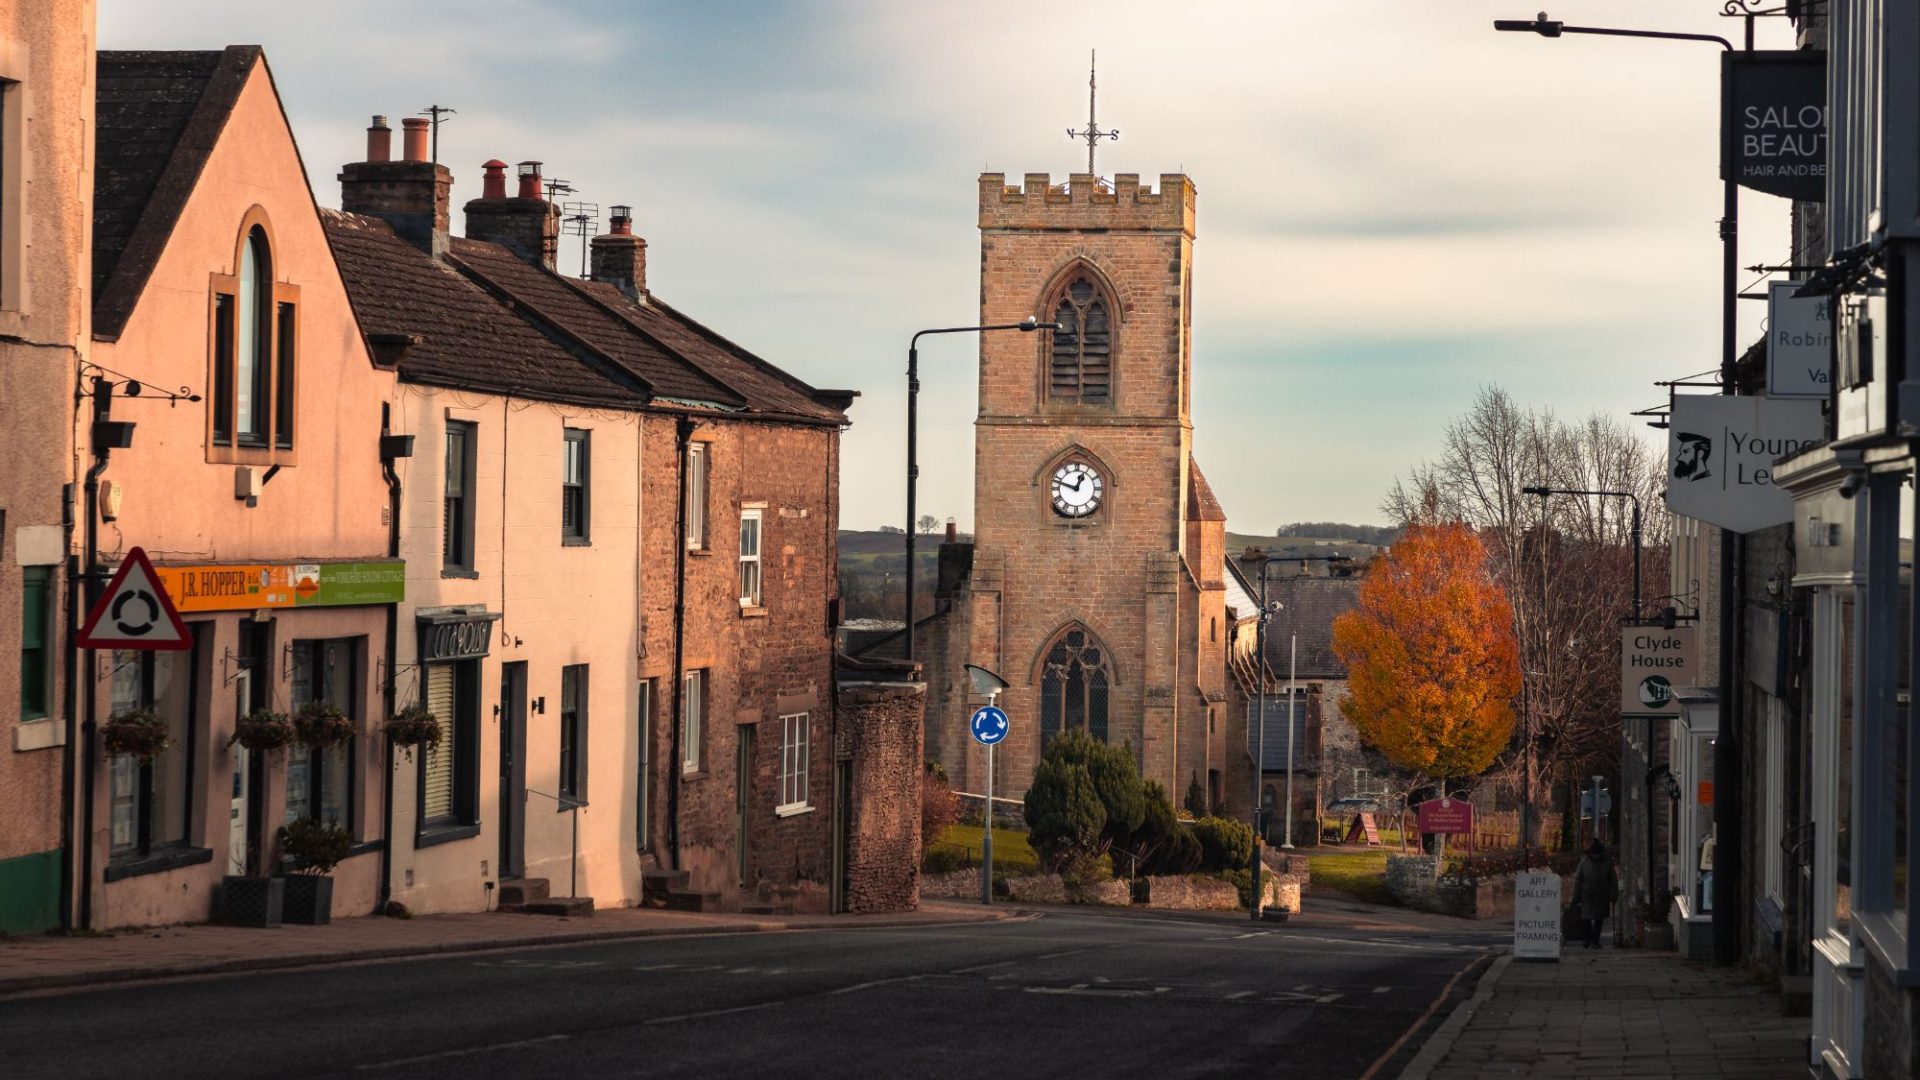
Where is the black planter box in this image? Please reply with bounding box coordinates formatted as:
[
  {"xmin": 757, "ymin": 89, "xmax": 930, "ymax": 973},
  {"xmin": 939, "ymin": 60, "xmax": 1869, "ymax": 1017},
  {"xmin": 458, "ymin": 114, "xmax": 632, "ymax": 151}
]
[
  {"xmin": 219, "ymin": 875, "xmax": 284, "ymax": 927},
  {"xmin": 281, "ymin": 875, "xmax": 334, "ymax": 925}
]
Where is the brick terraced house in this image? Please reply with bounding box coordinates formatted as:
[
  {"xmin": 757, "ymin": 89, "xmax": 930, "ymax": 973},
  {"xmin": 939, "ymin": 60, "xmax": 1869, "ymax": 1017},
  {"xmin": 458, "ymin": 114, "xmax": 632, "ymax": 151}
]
[{"xmin": 324, "ymin": 123, "xmax": 913, "ymax": 915}]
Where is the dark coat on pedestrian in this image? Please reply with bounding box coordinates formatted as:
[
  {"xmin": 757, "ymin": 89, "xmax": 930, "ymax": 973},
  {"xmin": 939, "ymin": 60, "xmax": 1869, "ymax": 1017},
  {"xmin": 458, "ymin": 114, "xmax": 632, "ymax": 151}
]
[{"xmin": 1572, "ymin": 852, "xmax": 1618, "ymax": 920}]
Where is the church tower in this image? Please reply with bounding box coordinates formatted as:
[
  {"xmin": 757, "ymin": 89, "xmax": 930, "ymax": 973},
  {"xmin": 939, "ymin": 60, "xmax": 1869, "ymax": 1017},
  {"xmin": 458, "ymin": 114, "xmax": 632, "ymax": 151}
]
[{"xmin": 924, "ymin": 171, "xmax": 1228, "ymax": 807}]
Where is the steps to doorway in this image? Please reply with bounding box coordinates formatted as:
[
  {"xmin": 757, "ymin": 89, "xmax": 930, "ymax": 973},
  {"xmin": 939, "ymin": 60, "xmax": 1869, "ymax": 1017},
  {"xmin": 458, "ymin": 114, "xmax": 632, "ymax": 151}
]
[
  {"xmin": 642, "ymin": 869, "xmax": 720, "ymax": 913},
  {"xmin": 496, "ymin": 878, "xmax": 593, "ymax": 917}
]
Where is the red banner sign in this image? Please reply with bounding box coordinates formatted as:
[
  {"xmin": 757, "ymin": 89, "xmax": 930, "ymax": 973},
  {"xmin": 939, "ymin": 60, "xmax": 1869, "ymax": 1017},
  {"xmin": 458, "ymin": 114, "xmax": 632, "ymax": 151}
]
[{"xmin": 1416, "ymin": 797, "xmax": 1474, "ymax": 836}]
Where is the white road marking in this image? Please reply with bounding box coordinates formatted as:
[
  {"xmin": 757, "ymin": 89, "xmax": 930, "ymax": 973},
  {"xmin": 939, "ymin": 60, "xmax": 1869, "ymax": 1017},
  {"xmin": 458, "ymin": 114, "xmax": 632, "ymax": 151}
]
[
  {"xmin": 354, "ymin": 1034, "xmax": 569, "ymax": 1070},
  {"xmin": 1227, "ymin": 990, "xmax": 1256, "ymax": 1000}
]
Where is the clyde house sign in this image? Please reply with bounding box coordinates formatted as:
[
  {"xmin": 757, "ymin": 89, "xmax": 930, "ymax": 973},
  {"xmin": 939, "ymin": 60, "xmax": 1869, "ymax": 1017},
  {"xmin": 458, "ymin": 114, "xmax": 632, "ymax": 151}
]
[
  {"xmin": 1722, "ymin": 51, "xmax": 1828, "ymax": 202},
  {"xmin": 419, "ymin": 610, "xmax": 501, "ymax": 662}
]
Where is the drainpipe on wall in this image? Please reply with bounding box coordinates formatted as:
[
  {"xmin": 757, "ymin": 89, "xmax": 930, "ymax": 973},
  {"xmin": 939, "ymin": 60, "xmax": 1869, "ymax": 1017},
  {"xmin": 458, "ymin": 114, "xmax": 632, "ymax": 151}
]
[
  {"xmin": 377, "ymin": 402, "xmax": 403, "ymax": 913},
  {"xmin": 58, "ymin": 479, "xmax": 76, "ymax": 930},
  {"xmin": 666, "ymin": 414, "xmax": 696, "ymax": 870},
  {"xmin": 76, "ymin": 376, "xmax": 112, "ymax": 930}
]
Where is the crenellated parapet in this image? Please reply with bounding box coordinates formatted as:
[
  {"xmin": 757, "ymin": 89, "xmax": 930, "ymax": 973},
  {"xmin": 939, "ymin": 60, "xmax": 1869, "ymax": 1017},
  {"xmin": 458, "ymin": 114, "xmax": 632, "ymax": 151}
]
[{"xmin": 979, "ymin": 172, "xmax": 1195, "ymax": 235}]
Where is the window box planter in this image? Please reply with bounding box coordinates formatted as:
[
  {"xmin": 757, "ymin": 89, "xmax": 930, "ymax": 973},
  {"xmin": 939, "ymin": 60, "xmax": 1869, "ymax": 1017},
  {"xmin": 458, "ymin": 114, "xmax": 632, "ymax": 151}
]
[{"xmin": 219, "ymin": 875, "xmax": 284, "ymax": 928}]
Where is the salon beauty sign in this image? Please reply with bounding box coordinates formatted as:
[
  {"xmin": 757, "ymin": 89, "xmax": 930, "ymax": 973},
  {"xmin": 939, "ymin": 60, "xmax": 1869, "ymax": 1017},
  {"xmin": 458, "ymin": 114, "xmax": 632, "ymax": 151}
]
[{"xmin": 1666, "ymin": 395, "xmax": 1821, "ymax": 533}]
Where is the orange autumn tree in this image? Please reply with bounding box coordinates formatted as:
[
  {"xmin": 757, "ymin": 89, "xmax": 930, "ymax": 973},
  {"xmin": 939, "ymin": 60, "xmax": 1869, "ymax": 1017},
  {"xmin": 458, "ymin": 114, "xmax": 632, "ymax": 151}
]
[{"xmin": 1331, "ymin": 522, "xmax": 1521, "ymax": 785}]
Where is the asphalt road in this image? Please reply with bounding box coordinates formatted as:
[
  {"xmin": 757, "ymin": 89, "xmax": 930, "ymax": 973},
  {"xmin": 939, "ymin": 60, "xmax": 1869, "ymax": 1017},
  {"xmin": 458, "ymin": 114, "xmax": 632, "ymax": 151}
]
[{"xmin": 1, "ymin": 906, "xmax": 1498, "ymax": 1080}]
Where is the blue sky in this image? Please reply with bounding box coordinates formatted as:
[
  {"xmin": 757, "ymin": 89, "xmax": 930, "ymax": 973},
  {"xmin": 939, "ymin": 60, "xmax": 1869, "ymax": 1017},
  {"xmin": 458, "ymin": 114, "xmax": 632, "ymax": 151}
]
[{"xmin": 100, "ymin": 0, "xmax": 1799, "ymax": 532}]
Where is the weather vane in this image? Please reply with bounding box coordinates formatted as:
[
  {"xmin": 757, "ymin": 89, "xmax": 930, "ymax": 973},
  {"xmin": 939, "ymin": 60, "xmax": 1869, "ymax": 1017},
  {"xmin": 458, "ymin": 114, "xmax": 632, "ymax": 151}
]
[{"xmin": 1065, "ymin": 49, "xmax": 1118, "ymax": 176}]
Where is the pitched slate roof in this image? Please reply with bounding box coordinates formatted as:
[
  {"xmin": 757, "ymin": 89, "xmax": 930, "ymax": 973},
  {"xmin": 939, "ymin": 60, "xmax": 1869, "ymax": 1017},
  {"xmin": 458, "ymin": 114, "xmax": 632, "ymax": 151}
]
[
  {"xmin": 320, "ymin": 210, "xmax": 643, "ymax": 408},
  {"xmin": 449, "ymin": 239, "xmax": 743, "ymax": 406},
  {"xmin": 575, "ymin": 282, "xmax": 850, "ymax": 424},
  {"xmin": 93, "ymin": 47, "xmax": 260, "ymax": 340},
  {"xmin": 1256, "ymin": 574, "xmax": 1362, "ymax": 679},
  {"xmin": 321, "ymin": 211, "xmax": 853, "ymax": 425}
]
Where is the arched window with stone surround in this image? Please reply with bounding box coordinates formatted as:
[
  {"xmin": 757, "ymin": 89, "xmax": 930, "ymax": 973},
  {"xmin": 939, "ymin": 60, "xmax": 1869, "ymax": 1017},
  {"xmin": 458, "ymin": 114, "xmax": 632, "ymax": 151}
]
[
  {"xmin": 1047, "ymin": 274, "xmax": 1112, "ymax": 404},
  {"xmin": 1039, "ymin": 626, "xmax": 1112, "ymax": 746}
]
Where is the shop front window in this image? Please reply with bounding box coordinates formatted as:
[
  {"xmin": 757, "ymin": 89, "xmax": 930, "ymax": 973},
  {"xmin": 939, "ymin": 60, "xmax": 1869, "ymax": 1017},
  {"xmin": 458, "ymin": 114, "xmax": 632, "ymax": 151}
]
[
  {"xmin": 108, "ymin": 646, "xmax": 194, "ymax": 857},
  {"xmin": 286, "ymin": 638, "xmax": 356, "ymax": 830}
]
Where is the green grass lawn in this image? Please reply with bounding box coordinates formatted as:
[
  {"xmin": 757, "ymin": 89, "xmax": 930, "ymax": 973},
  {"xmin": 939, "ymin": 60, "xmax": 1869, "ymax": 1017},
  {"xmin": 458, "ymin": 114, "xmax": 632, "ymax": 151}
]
[
  {"xmin": 1297, "ymin": 825, "xmax": 1418, "ymax": 906},
  {"xmin": 930, "ymin": 824, "xmax": 1038, "ymax": 876}
]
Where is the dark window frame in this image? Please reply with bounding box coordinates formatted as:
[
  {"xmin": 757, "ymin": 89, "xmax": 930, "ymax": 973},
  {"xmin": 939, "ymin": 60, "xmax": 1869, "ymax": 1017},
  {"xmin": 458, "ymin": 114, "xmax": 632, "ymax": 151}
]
[
  {"xmin": 1047, "ymin": 274, "xmax": 1115, "ymax": 406},
  {"xmin": 1039, "ymin": 626, "xmax": 1113, "ymax": 747},
  {"xmin": 417, "ymin": 658, "xmax": 482, "ymax": 837},
  {"xmin": 107, "ymin": 636, "xmax": 200, "ymax": 862},
  {"xmin": 286, "ymin": 637, "xmax": 360, "ymax": 834},
  {"xmin": 562, "ymin": 427, "xmax": 591, "ymax": 545},
  {"xmin": 443, "ymin": 420, "xmax": 477, "ymax": 572},
  {"xmin": 207, "ymin": 216, "xmax": 299, "ymax": 462},
  {"xmin": 20, "ymin": 565, "xmax": 51, "ymax": 720},
  {"xmin": 559, "ymin": 664, "xmax": 588, "ymax": 805}
]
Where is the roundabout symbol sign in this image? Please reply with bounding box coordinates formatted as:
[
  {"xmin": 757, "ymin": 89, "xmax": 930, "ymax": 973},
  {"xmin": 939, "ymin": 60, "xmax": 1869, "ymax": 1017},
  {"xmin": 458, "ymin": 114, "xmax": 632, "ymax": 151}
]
[{"xmin": 970, "ymin": 705, "xmax": 1009, "ymax": 746}]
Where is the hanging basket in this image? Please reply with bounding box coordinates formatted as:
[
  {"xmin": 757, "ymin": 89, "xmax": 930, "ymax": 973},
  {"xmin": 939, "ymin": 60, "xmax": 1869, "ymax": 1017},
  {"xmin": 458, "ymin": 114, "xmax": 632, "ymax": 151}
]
[
  {"xmin": 232, "ymin": 709, "xmax": 297, "ymax": 752},
  {"xmin": 384, "ymin": 705, "xmax": 441, "ymax": 759},
  {"xmin": 293, "ymin": 701, "xmax": 354, "ymax": 749},
  {"xmin": 102, "ymin": 708, "xmax": 170, "ymax": 763}
]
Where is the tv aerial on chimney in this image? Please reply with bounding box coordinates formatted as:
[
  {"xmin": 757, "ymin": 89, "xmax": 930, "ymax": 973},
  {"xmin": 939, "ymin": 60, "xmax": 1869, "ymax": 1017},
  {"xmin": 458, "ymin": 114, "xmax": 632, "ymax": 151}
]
[
  {"xmin": 562, "ymin": 201, "xmax": 599, "ymax": 278},
  {"xmin": 417, "ymin": 104, "xmax": 456, "ymax": 164}
]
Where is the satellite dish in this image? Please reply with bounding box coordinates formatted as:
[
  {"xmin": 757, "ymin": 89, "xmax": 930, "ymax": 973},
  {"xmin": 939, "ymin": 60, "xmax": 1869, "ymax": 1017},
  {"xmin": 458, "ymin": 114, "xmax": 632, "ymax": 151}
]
[{"xmin": 964, "ymin": 663, "xmax": 1010, "ymax": 697}]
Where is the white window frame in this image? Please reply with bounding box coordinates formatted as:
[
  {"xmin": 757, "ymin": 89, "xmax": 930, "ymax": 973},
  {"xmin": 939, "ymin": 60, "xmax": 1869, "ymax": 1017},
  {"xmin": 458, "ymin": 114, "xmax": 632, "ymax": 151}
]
[
  {"xmin": 739, "ymin": 508, "xmax": 763, "ymax": 608},
  {"xmin": 777, "ymin": 712, "xmax": 810, "ymax": 814},
  {"xmin": 685, "ymin": 443, "xmax": 708, "ymax": 550},
  {"xmin": 681, "ymin": 669, "xmax": 704, "ymax": 774}
]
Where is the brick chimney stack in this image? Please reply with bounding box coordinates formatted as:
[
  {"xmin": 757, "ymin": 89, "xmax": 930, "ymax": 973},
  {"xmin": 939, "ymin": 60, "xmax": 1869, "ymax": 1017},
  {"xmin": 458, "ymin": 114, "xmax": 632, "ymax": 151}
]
[
  {"xmin": 464, "ymin": 159, "xmax": 559, "ymax": 270},
  {"xmin": 338, "ymin": 113, "xmax": 451, "ymax": 258},
  {"xmin": 589, "ymin": 203, "xmax": 646, "ymax": 299}
]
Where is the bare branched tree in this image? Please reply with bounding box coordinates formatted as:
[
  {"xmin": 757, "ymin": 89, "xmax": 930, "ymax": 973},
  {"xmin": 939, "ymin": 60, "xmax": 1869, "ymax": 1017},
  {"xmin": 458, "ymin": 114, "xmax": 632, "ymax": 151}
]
[{"xmin": 1381, "ymin": 387, "xmax": 1670, "ymax": 847}]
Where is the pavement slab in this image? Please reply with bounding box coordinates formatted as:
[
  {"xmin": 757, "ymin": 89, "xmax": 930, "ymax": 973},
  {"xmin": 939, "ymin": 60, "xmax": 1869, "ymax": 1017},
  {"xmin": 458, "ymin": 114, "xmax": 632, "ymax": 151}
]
[{"xmin": 1401, "ymin": 944, "xmax": 1807, "ymax": 1079}]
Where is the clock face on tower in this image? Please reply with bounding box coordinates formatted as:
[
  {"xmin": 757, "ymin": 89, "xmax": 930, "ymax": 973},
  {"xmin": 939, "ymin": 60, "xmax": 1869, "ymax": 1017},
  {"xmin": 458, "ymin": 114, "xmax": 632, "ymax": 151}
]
[{"xmin": 1050, "ymin": 462, "xmax": 1104, "ymax": 518}]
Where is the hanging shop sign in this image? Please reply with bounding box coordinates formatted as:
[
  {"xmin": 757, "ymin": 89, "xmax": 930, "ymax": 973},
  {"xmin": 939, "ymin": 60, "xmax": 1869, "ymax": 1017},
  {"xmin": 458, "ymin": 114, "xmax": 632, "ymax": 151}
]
[
  {"xmin": 1621, "ymin": 626, "xmax": 1697, "ymax": 716},
  {"xmin": 152, "ymin": 559, "xmax": 404, "ymax": 612},
  {"xmin": 1722, "ymin": 50, "xmax": 1827, "ymax": 202},
  {"xmin": 1766, "ymin": 281, "xmax": 1832, "ymax": 399},
  {"xmin": 150, "ymin": 560, "xmax": 404, "ymax": 612},
  {"xmin": 418, "ymin": 611, "xmax": 501, "ymax": 662},
  {"xmin": 1666, "ymin": 395, "xmax": 1823, "ymax": 533}
]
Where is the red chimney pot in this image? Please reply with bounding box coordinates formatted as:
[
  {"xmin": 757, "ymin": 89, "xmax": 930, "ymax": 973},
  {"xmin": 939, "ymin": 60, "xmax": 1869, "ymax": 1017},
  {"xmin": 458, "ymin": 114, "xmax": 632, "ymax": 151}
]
[
  {"xmin": 515, "ymin": 161, "xmax": 543, "ymax": 200},
  {"xmin": 401, "ymin": 117, "xmax": 430, "ymax": 163},
  {"xmin": 480, "ymin": 159, "xmax": 508, "ymax": 200},
  {"xmin": 366, "ymin": 115, "xmax": 391, "ymax": 163}
]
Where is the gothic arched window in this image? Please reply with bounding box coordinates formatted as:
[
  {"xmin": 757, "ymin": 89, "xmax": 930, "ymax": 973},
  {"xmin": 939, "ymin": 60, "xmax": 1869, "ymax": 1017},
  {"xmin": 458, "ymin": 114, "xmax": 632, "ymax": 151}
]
[
  {"xmin": 1048, "ymin": 275, "xmax": 1112, "ymax": 404},
  {"xmin": 1039, "ymin": 627, "xmax": 1112, "ymax": 746}
]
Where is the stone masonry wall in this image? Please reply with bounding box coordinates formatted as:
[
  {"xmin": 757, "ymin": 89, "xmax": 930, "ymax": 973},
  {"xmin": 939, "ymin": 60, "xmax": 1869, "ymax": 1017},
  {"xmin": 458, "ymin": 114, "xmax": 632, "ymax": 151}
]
[{"xmin": 837, "ymin": 679, "xmax": 924, "ymax": 914}]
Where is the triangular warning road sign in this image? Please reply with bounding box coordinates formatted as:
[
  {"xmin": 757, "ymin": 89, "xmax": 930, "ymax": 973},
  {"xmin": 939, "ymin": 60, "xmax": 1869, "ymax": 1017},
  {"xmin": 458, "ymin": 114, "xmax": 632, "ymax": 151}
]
[{"xmin": 78, "ymin": 547, "xmax": 191, "ymax": 651}]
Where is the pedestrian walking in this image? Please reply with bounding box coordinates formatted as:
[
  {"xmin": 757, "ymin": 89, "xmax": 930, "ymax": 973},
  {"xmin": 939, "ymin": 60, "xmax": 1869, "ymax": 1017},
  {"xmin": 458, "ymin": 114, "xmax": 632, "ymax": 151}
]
[{"xmin": 1572, "ymin": 839, "xmax": 1618, "ymax": 949}]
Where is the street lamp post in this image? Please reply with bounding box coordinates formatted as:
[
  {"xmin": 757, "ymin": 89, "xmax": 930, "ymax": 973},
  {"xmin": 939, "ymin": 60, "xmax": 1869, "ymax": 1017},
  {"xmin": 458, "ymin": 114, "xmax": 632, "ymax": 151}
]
[
  {"xmin": 1494, "ymin": 6, "xmax": 1748, "ymax": 968},
  {"xmin": 1244, "ymin": 549, "xmax": 1273, "ymax": 920},
  {"xmin": 1246, "ymin": 549, "xmax": 1352, "ymax": 919},
  {"xmin": 903, "ymin": 320, "xmax": 1054, "ymax": 662}
]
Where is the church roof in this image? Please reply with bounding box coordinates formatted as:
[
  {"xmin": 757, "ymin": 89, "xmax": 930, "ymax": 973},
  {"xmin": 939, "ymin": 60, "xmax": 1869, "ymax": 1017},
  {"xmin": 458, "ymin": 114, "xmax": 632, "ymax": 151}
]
[
  {"xmin": 1251, "ymin": 573, "xmax": 1363, "ymax": 680},
  {"xmin": 1187, "ymin": 458, "xmax": 1226, "ymax": 522},
  {"xmin": 93, "ymin": 47, "xmax": 261, "ymax": 340},
  {"xmin": 1223, "ymin": 556, "xmax": 1259, "ymax": 621}
]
